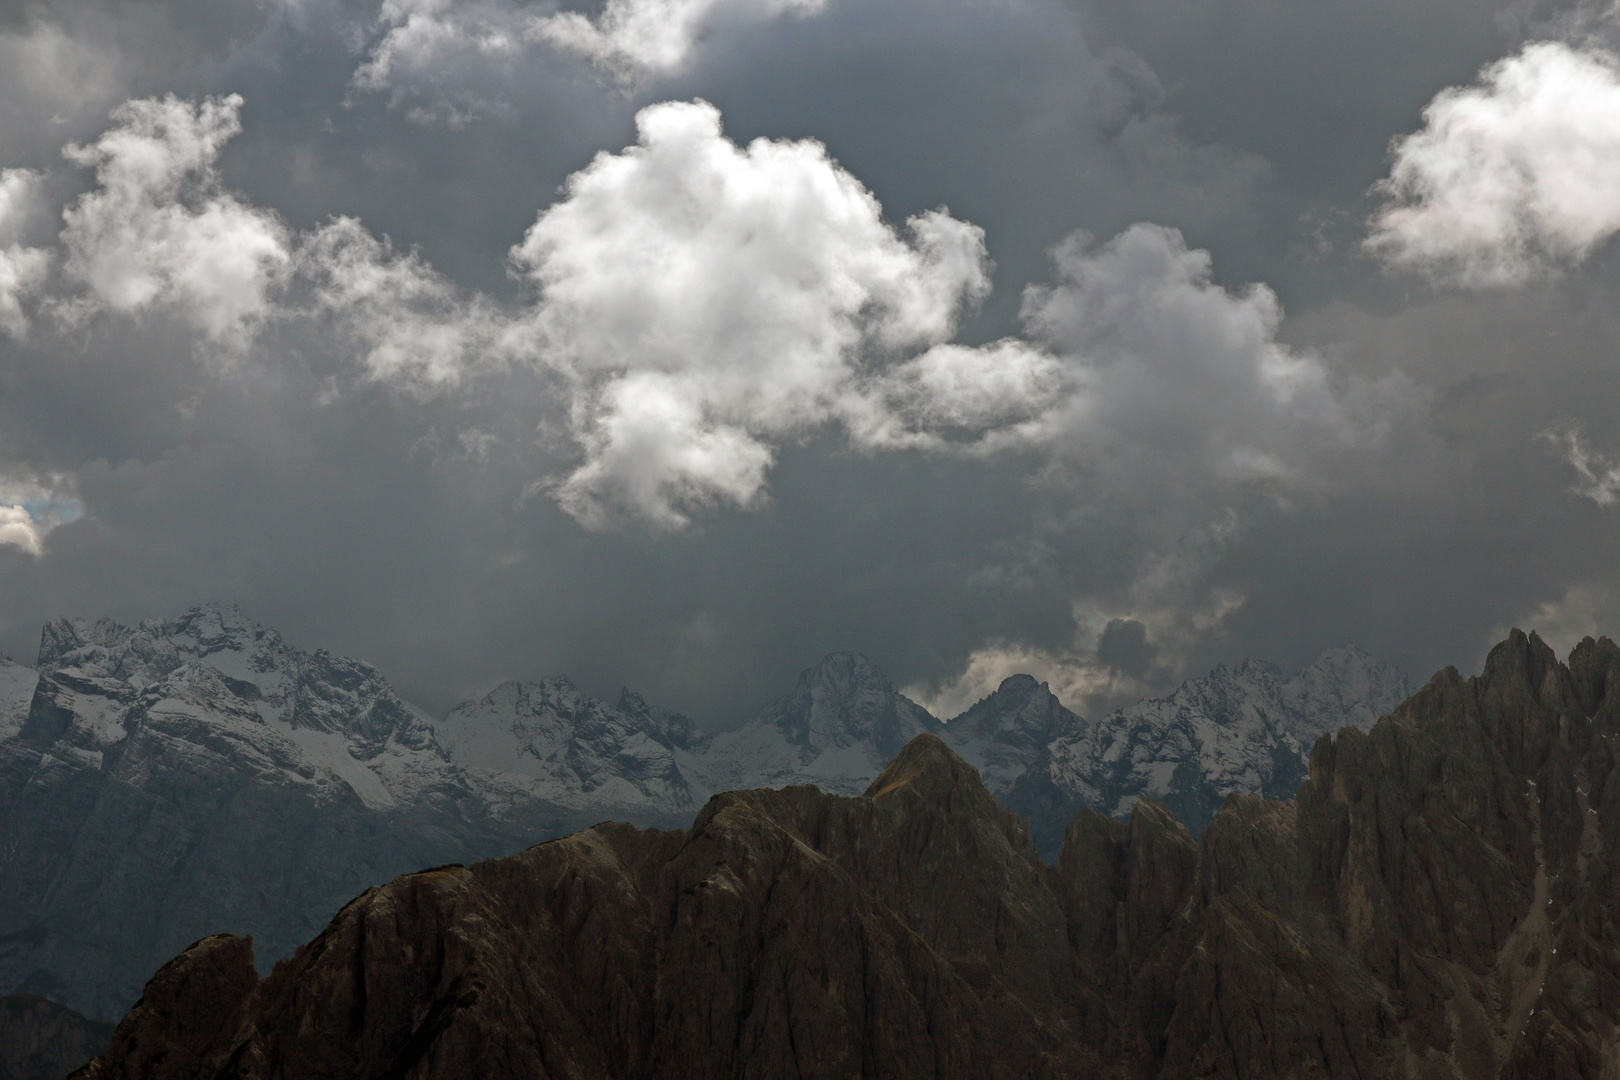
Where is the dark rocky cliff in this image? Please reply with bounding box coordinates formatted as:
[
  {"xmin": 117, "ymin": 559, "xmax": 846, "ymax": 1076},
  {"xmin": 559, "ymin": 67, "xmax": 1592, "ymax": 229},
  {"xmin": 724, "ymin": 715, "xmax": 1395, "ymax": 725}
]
[{"xmin": 74, "ymin": 630, "xmax": 1620, "ymax": 1078}]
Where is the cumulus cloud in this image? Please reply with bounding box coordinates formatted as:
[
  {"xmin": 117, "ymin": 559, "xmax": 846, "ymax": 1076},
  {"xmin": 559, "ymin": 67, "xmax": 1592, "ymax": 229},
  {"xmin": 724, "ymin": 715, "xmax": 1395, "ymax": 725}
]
[
  {"xmin": 0, "ymin": 475, "xmax": 82, "ymax": 557},
  {"xmin": 1013, "ymin": 224, "xmax": 1408, "ymax": 499},
  {"xmin": 539, "ymin": 0, "xmax": 826, "ymax": 81},
  {"xmin": 509, "ymin": 99, "xmax": 991, "ymax": 528},
  {"xmin": 905, "ymin": 227, "xmax": 1424, "ymax": 711},
  {"xmin": 355, "ymin": 0, "xmax": 827, "ymax": 106},
  {"xmin": 0, "ymin": 169, "xmax": 51, "ymax": 338},
  {"xmin": 296, "ymin": 217, "xmax": 505, "ymax": 391},
  {"xmin": 59, "ymin": 94, "xmax": 292, "ymax": 342},
  {"xmin": 1367, "ymin": 41, "xmax": 1620, "ymax": 286},
  {"xmin": 19, "ymin": 94, "xmax": 1415, "ymax": 543}
]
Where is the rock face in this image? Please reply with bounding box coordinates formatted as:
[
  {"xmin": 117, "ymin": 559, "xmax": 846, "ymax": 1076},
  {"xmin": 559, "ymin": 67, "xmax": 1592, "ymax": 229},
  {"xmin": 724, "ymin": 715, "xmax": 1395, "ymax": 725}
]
[
  {"xmin": 74, "ymin": 629, "xmax": 1620, "ymax": 1080},
  {"xmin": 1008, "ymin": 645, "xmax": 1413, "ymax": 854},
  {"xmin": 0, "ymin": 996, "xmax": 111, "ymax": 1080}
]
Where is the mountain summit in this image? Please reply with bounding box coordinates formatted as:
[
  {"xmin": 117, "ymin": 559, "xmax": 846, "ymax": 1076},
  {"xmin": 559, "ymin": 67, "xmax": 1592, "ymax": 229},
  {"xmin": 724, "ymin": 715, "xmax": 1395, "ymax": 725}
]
[{"xmin": 696, "ymin": 652, "xmax": 942, "ymax": 795}]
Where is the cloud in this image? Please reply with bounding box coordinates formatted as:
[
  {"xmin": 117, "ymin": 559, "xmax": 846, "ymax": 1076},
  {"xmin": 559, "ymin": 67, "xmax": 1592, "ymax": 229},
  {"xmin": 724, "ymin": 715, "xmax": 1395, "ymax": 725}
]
[
  {"xmin": 0, "ymin": 169, "xmax": 51, "ymax": 338},
  {"xmin": 355, "ymin": 0, "xmax": 828, "ymax": 107},
  {"xmin": 1543, "ymin": 421, "xmax": 1620, "ymax": 506},
  {"xmin": 512, "ymin": 115, "xmax": 1405, "ymax": 531},
  {"xmin": 1007, "ymin": 224, "xmax": 1410, "ymax": 502},
  {"xmin": 1510, "ymin": 581, "xmax": 1612, "ymax": 659},
  {"xmin": 18, "ymin": 92, "xmax": 1416, "ymax": 556},
  {"xmin": 509, "ymin": 99, "xmax": 991, "ymax": 528},
  {"xmin": 538, "ymin": 0, "xmax": 827, "ymax": 82},
  {"xmin": 295, "ymin": 216, "xmax": 506, "ymax": 392},
  {"xmin": 907, "ymin": 576, "xmax": 1248, "ymax": 720},
  {"xmin": 0, "ymin": 475, "xmax": 83, "ymax": 557},
  {"xmin": 1367, "ymin": 41, "xmax": 1620, "ymax": 286},
  {"xmin": 59, "ymin": 94, "xmax": 292, "ymax": 343}
]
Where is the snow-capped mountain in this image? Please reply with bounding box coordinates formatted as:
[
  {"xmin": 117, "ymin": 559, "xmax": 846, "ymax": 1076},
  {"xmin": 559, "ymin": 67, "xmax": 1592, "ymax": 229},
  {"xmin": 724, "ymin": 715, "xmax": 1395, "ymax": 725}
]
[
  {"xmin": 940, "ymin": 673, "xmax": 1083, "ymax": 798},
  {"xmin": 694, "ymin": 652, "xmax": 941, "ymax": 797},
  {"xmin": 0, "ymin": 606, "xmax": 580, "ymax": 1021},
  {"xmin": 0, "ymin": 658, "xmax": 36, "ymax": 741},
  {"xmin": 435, "ymin": 677, "xmax": 705, "ymax": 815},
  {"xmin": 1006, "ymin": 645, "xmax": 1414, "ymax": 855},
  {"xmin": 0, "ymin": 605, "xmax": 1410, "ymax": 1021}
]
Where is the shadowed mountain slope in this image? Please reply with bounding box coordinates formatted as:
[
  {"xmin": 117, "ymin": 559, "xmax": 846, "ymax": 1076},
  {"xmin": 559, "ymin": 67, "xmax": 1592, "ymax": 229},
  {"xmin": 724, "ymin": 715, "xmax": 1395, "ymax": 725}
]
[
  {"xmin": 73, "ymin": 630, "xmax": 1620, "ymax": 1079},
  {"xmin": 0, "ymin": 996, "xmax": 111, "ymax": 1080}
]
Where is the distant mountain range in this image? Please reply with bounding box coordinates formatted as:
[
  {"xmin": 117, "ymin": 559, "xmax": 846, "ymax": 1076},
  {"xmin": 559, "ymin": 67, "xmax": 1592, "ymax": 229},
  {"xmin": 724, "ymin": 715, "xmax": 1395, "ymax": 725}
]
[{"xmin": 0, "ymin": 604, "xmax": 1409, "ymax": 1020}]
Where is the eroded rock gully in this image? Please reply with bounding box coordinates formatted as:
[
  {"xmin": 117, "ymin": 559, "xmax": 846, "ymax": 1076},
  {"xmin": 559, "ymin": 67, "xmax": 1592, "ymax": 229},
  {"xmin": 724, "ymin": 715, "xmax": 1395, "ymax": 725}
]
[{"xmin": 75, "ymin": 631, "xmax": 1620, "ymax": 1078}]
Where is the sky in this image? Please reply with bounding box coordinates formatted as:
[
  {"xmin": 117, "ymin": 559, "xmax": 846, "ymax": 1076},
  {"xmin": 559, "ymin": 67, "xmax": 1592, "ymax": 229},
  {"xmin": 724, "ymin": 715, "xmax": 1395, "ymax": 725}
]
[{"xmin": 1, "ymin": 0, "xmax": 1620, "ymax": 726}]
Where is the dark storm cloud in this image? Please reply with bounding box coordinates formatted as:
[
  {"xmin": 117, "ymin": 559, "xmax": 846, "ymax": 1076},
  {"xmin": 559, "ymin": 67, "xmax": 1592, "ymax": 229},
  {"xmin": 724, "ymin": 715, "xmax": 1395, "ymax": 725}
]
[{"xmin": 0, "ymin": 0, "xmax": 1616, "ymax": 728}]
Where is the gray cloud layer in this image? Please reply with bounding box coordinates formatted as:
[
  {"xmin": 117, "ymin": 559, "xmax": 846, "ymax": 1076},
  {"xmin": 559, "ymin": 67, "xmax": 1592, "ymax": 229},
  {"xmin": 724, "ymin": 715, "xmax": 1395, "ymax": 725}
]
[{"xmin": 0, "ymin": 0, "xmax": 1617, "ymax": 725}]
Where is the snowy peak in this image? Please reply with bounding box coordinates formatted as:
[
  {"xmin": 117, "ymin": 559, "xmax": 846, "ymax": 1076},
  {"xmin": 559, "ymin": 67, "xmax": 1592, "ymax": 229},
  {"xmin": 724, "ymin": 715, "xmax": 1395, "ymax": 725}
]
[
  {"xmin": 434, "ymin": 676, "xmax": 700, "ymax": 813},
  {"xmin": 1006, "ymin": 643, "xmax": 1414, "ymax": 855},
  {"xmin": 0, "ymin": 656, "xmax": 37, "ymax": 741},
  {"xmin": 940, "ymin": 674, "xmax": 1084, "ymax": 797},
  {"xmin": 1278, "ymin": 644, "xmax": 1412, "ymax": 738},
  {"xmin": 947, "ymin": 673, "xmax": 1082, "ymax": 747},
  {"xmin": 694, "ymin": 653, "xmax": 939, "ymax": 797},
  {"xmin": 26, "ymin": 603, "xmax": 437, "ymax": 765},
  {"xmin": 286, "ymin": 649, "xmax": 436, "ymax": 760},
  {"xmin": 758, "ymin": 652, "xmax": 940, "ymax": 757}
]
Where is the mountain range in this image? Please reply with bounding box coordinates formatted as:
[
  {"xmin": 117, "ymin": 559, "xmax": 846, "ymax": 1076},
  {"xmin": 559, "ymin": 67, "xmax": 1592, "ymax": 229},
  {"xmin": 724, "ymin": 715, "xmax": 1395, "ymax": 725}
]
[
  {"xmin": 0, "ymin": 603, "xmax": 1408, "ymax": 1022},
  {"xmin": 71, "ymin": 630, "xmax": 1620, "ymax": 1079}
]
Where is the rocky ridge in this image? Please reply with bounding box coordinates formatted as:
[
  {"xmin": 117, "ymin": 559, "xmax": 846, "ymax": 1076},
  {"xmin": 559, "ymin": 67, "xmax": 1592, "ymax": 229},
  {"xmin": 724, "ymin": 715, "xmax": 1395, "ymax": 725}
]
[{"xmin": 72, "ymin": 631, "xmax": 1620, "ymax": 1079}]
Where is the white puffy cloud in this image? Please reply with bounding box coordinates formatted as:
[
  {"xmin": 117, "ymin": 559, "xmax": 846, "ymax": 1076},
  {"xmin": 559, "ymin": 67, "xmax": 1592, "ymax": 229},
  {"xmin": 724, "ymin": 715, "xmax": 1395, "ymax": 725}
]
[
  {"xmin": 861, "ymin": 339, "xmax": 1068, "ymax": 449},
  {"xmin": 1367, "ymin": 41, "xmax": 1620, "ymax": 286},
  {"xmin": 509, "ymin": 99, "xmax": 991, "ymax": 528},
  {"xmin": 296, "ymin": 217, "xmax": 505, "ymax": 392},
  {"xmin": 60, "ymin": 94, "xmax": 292, "ymax": 342},
  {"xmin": 0, "ymin": 169, "xmax": 51, "ymax": 338},
  {"xmin": 355, "ymin": 0, "xmax": 827, "ymax": 106},
  {"xmin": 21, "ymin": 94, "xmax": 1414, "ymax": 543},
  {"xmin": 352, "ymin": 0, "xmax": 542, "ymax": 121},
  {"xmin": 0, "ymin": 475, "xmax": 82, "ymax": 557},
  {"xmin": 538, "ymin": 0, "xmax": 826, "ymax": 81}
]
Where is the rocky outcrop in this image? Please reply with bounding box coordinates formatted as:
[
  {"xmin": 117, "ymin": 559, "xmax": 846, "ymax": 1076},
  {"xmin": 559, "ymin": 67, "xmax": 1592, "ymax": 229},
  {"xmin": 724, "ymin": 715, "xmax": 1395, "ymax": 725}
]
[
  {"xmin": 73, "ymin": 630, "xmax": 1620, "ymax": 1079},
  {"xmin": 0, "ymin": 995, "xmax": 111, "ymax": 1080}
]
